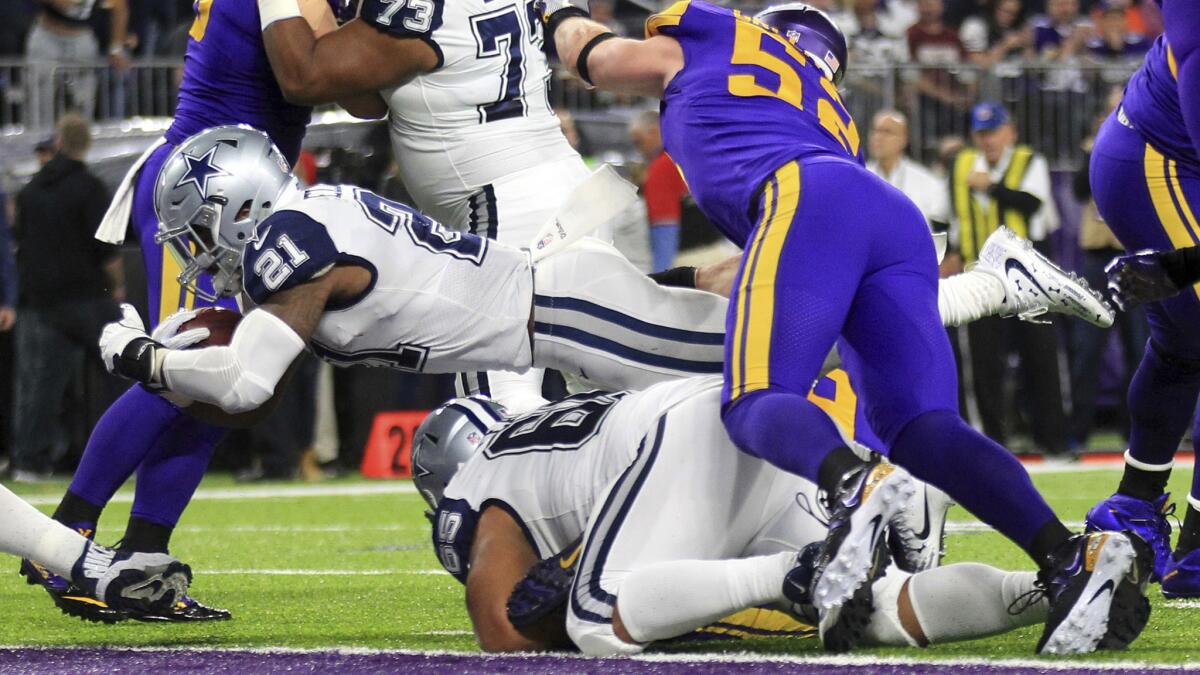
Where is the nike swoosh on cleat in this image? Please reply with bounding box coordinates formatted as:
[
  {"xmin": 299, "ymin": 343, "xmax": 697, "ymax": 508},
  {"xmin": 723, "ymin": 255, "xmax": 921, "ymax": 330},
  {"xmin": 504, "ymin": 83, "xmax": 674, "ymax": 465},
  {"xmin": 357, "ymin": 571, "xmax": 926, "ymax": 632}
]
[
  {"xmin": 914, "ymin": 486, "xmax": 932, "ymax": 540},
  {"xmin": 1089, "ymin": 579, "xmax": 1116, "ymax": 605},
  {"xmin": 1005, "ymin": 259, "xmax": 1052, "ymax": 298}
]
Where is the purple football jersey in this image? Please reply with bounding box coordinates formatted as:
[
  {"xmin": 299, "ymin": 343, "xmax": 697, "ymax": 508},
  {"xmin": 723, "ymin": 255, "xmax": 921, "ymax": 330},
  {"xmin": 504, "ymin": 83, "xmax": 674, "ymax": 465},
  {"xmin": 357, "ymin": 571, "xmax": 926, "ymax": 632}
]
[
  {"xmin": 166, "ymin": 0, "xmax": 311, "ymax": 165},
  {"xmin": 648, "ymin": 1, "xmax": 863, "ymax": 246}
]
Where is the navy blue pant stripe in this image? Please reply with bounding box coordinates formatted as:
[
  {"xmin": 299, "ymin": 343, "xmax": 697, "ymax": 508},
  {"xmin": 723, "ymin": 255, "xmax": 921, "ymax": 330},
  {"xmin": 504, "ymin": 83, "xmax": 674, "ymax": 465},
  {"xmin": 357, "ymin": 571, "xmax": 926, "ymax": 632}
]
[
  {"xmin": 570, "ymin": 415, "xmax": 667, "ymax": 624},
  {"xmin": 534, "ymin": 294, "xmax": 724, "ymax": 345},
  {"xmin": 534, "ymin": 322, "xmax": 722, "ymax": 374}
]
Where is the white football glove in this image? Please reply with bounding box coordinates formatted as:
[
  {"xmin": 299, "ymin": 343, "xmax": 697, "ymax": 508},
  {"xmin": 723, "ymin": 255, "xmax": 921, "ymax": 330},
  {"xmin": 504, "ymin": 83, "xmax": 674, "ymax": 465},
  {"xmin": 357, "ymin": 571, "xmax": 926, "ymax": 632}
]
[
  {"xmin": 152, "ymin": 309, "xmax": 211, "ymax": 350},
  {"xmin": 99, "ymin": 304, "xmax": 169, "ymax": 388},
  {"xmin": 99, "ymin": 304, "xmax": 150, "ymax": 376}
]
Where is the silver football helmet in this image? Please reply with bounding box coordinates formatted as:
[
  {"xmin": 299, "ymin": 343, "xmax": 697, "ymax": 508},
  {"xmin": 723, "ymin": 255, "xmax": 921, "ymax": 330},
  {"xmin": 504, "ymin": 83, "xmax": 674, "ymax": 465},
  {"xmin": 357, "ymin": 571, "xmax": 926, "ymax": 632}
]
[
  {"xmin": 412, "ymin": 396, "xmax": 508, "ymax": 512},
  {"xmin": 154, "ymin": 125, "xmax": 293, "ymax": 300}
]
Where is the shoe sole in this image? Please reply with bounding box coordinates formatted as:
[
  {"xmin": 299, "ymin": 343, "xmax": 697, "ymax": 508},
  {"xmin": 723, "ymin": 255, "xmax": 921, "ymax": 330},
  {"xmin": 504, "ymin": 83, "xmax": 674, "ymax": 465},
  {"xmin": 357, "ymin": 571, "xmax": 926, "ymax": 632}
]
[
  {"xmin": 819, "ymin": 541, "xmax": 888, "ymax": 653},
  {"xmin": 104, "ymin": 560, "xmax": 193, "ymax": 617},
  {"xmin": 814, "ymin": 469, "xmax": 915, "ymax": 612},
  {"xmin": 1039, "ymin": 533, "xmax": 1142, "ymax": 654},
  {"xmin": 19, "ymin": 562, "xmax": 127, "ymax": 624}
]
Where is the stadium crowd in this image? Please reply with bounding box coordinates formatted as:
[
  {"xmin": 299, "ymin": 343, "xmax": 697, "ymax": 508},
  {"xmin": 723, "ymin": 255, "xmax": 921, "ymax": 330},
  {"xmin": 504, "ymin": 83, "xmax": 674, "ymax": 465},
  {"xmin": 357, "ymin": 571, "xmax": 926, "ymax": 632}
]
[{"xmin": 0, "ymin": 0, "xmax": 1165, "ymax": 482}]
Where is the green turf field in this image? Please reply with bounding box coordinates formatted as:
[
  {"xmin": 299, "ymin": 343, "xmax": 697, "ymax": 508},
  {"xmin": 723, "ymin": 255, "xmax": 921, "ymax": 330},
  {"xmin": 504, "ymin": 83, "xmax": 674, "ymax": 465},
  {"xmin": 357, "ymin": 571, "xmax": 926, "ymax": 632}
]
[{"xmin": 1, "ymin": 467, "xmax": 1197, "ymax": 664}]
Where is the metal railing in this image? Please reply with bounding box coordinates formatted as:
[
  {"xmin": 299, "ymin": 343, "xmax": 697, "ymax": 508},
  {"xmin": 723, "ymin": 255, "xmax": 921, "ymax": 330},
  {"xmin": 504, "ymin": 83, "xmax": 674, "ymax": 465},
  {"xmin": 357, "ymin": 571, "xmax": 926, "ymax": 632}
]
[
  {"xmin": 1, "ymin": 58, "xmax": 1138, "ymax": 171},
  {"xmin": 0, "ymin": 58, "xmax": 183, "ymax": 132},
  {"xmin": 549, "ymin": 60, "xmax": 1140, "ymax": 171}
]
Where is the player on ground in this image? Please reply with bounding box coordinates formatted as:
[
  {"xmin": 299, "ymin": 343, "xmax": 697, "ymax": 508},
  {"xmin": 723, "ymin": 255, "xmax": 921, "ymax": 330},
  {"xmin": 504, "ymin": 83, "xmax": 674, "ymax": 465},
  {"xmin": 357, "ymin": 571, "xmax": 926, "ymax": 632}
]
[
  {"xmin": 540, "ymin": 0, "xmax": 1139, "ymax": 653},
  {"xmin": 20, "ymin": 0, "xmax": 382, "ymax": 623},
  {"xmin": 410, "ymin": 378, "xmax": 1122, "ymax": 655},
  {"xmin": 1, "ymin": 486, "xmax": 191, "ymax": 621},
  {"xmin": 1083, "ymin": 0, "xmax": 1200, "ymax": 598}
]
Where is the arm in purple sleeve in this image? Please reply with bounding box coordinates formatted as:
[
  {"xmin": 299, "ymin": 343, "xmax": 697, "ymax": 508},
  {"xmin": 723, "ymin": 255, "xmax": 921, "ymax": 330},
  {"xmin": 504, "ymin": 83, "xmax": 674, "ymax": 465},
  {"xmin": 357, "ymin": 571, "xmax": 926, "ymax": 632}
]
[{"xmin": 1164, "ymin": 0, "xmax": 1200, "ymax": 156}]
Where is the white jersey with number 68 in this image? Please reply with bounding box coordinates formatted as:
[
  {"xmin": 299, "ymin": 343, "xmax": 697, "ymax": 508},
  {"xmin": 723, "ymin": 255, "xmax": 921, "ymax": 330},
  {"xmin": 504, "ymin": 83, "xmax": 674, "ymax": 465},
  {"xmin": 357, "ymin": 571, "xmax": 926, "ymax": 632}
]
[{"xmin": 359, "ymin": 0, "xmax": 581, "ymax": 230}]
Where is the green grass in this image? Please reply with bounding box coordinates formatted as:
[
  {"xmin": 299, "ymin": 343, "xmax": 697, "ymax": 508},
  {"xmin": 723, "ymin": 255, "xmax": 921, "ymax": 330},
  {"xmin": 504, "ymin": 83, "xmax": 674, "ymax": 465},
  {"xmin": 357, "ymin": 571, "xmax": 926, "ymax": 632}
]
[{"xmin": 1, "ymin": 468, "xmax": 1197, "ymax": 663}]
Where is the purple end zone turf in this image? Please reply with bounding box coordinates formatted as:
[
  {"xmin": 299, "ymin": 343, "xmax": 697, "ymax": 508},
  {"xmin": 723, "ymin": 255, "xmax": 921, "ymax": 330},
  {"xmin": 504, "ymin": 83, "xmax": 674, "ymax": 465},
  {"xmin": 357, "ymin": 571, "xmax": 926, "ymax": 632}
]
[{"xmin": 0, "ymin": 649, "xmax": 1176, "ymax": 675}]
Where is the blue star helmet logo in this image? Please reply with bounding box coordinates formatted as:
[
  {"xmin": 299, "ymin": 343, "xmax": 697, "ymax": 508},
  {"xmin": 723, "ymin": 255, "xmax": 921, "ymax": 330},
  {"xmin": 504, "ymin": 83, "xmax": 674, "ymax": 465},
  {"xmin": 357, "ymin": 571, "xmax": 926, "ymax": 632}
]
[{"xmin": 174, "ymin": 145, "xmax": 230, "ymax": 196}]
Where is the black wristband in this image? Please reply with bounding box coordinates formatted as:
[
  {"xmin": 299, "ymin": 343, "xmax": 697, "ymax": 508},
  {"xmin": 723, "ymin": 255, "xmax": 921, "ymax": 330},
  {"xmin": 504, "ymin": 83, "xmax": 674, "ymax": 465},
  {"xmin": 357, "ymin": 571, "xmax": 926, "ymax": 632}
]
[
  {"xmin": 1161, "ymin": 247, "xmax": 1200, "ymax": 289},
  {"xmin": 545, "ymin": 7, "xmax": 589, "ymax": 40},
  {"xmin": 113, "ymin": 337, "xmax": 164, "ymax": 387},
  {"xmin": 648, "ymin": 266, "xmax": 698, "ymax": 289},
  {"xmin": 576, "ymin": 32, "xmax": 618, "ymax": 86}
]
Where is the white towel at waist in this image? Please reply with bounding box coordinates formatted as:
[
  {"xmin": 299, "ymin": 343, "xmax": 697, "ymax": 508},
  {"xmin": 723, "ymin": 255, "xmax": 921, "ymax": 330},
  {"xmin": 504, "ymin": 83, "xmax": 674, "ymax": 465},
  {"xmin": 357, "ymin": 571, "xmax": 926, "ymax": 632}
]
[{"xmin": 95, "ymin": 137, "xmax": 170, "ymax": 244}]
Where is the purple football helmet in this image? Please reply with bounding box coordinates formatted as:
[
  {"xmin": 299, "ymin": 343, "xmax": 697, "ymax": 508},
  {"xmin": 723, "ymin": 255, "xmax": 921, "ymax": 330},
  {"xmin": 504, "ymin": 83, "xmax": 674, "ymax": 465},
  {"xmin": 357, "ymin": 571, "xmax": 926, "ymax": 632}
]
[
  {"xmin": 328, "ymin": 0, "xmax": 359, "ymax": 25},
  {"xmin": 756, "ymin": 3, "xmax": 848, "ymax": 85}
]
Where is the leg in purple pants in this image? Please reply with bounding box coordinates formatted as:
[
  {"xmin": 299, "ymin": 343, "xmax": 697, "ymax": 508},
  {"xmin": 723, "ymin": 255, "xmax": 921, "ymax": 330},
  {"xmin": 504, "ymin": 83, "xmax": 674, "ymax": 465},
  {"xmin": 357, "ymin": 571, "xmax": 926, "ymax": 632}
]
[
  {"xmin": 719, "ymin": 157, "xmax": 1062, "ymax": 561},
  {"xmin": 56, "ymin": 141, "xmax": 234, "ymax": 545}
]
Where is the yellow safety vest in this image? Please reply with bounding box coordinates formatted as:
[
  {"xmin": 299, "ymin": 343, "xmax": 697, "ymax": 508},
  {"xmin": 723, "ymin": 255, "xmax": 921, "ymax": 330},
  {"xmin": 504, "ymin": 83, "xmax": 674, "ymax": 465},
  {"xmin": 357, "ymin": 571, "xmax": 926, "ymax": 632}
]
[{"xmin": 951, "ymin": 145, "xmax": 1035, "ymax": 263}]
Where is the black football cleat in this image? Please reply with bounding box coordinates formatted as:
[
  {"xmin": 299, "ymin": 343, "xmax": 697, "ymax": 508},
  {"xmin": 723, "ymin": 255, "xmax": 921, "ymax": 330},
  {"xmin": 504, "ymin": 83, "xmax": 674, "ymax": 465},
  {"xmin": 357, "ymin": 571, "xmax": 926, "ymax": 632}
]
[
  {"xmin": 19, "ymin": 558, "xmax": 127, "ymax": 624},
  {"xmin": 1037, "ymin": 531, "xmax": 1152, "ymax": 654},
  {"xmin": 132, "ymin": 593, "xmax": 232, "ymax": 622}
]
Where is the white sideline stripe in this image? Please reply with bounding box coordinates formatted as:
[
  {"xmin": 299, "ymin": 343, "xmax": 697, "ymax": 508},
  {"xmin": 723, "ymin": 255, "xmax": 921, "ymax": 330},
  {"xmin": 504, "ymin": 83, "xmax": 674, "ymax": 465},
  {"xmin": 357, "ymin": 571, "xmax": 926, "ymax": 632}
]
[
  {"xmin": 1165, "ymin": 600, "xmax": 1200, "ymax": 609},
  {"xmin": 0, "ymin": 645, "xmax": 1189, "ymax": 670},
  {"xmin": 946, "ymin": 520, "xmax": 1085, "ymax": 534},
  {"xmin": 11, "ymin": 460, "xmax": 1194, "ymax": 506},
  {"xmin": 17, "ymin": 482, "xmax": 417, "ymax": 507},
  {"xmin": 175, "ymin": 524, "xmax": 415, "ymax": 533},
  {"xmin": 1025, "ymin": 458, "xmax": 1193, "ymax": 473},
  {"xmin": 204, "ymin": 568, "xmax": 447, "ymax": 576}
]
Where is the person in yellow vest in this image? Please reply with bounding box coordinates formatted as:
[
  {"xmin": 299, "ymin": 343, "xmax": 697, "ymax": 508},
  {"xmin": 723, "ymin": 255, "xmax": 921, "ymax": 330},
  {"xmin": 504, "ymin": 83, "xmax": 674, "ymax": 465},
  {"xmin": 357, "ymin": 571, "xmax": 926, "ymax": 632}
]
[{"xmin": 950, "ymin": 101, "xmax": 1068, "ymax": 456}]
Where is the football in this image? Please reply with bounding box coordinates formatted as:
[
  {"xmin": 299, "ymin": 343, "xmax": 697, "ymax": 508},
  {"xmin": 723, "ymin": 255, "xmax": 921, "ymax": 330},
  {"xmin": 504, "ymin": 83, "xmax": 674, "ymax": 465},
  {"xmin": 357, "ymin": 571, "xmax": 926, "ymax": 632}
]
[{"xmin": 179, "ymin": 307, "xmax": 243, "ymax": 348}]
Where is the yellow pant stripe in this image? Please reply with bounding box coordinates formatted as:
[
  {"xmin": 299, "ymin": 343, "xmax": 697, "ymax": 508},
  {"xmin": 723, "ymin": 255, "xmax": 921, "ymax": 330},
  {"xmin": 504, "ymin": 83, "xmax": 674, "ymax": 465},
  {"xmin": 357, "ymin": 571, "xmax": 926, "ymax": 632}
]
[
  {"xmin": 158, "ymin": 248, "xmax": 196, "ymax": 324},
  {"xmin": 732, "ymin": 161, "xmax": 802, "ymax": 400},
  {"xmin": 730, "ymin": 180, "xmax": 775, "ymax": 398},
  {"xmin": 807, "ymin": 369, "xmax": 857, "ymax": 440},
  {"xmin": 1144, "ymin": 143, "xmax": 1200, "ymax": 301}
]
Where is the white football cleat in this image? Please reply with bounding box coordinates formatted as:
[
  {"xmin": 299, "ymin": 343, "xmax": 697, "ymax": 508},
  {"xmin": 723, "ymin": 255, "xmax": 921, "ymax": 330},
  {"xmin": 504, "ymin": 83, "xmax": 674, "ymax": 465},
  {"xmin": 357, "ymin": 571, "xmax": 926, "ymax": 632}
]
[
  {"xmin": 887, "ymin": 482, "xmax": 955, "ymax": 573},
  {"xmin": 976, "ymin": 226, "xmax": 1115, "ymax": 328}
]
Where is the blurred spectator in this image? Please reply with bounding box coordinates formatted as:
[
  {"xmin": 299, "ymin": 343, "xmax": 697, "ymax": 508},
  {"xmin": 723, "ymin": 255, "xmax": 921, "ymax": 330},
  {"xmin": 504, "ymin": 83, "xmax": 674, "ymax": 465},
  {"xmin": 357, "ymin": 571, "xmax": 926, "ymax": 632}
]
[
  {"xmin": 944, "ymin": 0, "xmax": 989, "ymax": 27},
  {"xmin": 11, "ymin": 114, "xmax": 121, "ymax": 481},
  {"xmin": 1032, "ymin": 0, "xmax": 1092, "ymax": 60},
  {"xmin": 1086, "ymin": 1, "xmax": 1150, "ymax": 62},
  {"xmin": 1088, "ymin": 0, "xmax": 1160, "ymax": 39},
  {"xmin": 0, "ymin": 191, "xmax": 14, "ymax": 333},
  {"xmin": 949, "ymin": 102, "xmax": 1067, "ymax": 455},
  {"xmin": 907, "ymin": 0, "xmax": 974, "ymax": 158},
  {"xmin": 629, "ymin": 110, "xmax": 688, "ymax": 272},
  {"xmin": 25, "ymin": 0, "xmax": 131, "ymax": 128},
  {"xmin": 34, "ymin": 137, "xmax": 56, "ymax": 167},
  {"xmin": 0, "ymin": 0, "xmax": 36, "ymax": 56},
  {"xmin": 838, "ymin": 0, "xmax": 911, "ymax": 68},
  {"xmin": 127, "ymin": 0, "xmax": 177, "ymax": 56},
  {"xmin": 961, "ymin": 0, "xmax": 1031, "ymax": 72},
  {"xmin": 866, "ymin": 109, "xmax": 951, "ymax": 231},
  {"xmin": 0, "ymin": 191, "xmax": 12, "ymax": 472}
]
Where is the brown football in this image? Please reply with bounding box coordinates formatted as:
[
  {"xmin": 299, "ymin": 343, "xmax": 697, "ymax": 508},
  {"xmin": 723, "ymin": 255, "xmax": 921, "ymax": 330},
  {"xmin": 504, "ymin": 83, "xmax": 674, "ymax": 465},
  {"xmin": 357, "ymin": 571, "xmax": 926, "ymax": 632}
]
[{"xmin": 179, "ymin": 307, "xmax": 243, "ymax": 348}]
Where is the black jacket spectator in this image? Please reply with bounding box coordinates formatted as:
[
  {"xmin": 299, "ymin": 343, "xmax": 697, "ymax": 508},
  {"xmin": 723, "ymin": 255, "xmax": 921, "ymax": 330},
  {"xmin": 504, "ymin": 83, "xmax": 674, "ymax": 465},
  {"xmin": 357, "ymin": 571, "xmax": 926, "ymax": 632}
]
[{"xmin": 15, "ymin": 154, "xmax": 117, "ymax": 307}]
